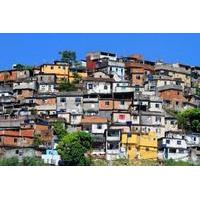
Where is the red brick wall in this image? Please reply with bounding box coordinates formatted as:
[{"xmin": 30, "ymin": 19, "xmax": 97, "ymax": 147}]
[
  {"xmin": 99, "ymin": 99, "xmax": 113, "ymax": 110},
  {"xmin": 159, "ymin": 89, "xmax": 186, "ymax": 107},
  {"xmin": 0, "ymin": 71, "xmax": 17, "ymax": 82},
  {"xmin": 35, "ymin": 98, "xmax": 56, "ymax": 106}
]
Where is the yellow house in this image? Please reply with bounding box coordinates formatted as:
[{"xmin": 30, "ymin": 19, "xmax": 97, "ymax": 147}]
[
  {"xmin": 40, "ymin": 64, "xmax": 69, "ymax": 82},
  {"xmin": 121, "ymin": 131, "xmax": 157, "ymax": 160}
]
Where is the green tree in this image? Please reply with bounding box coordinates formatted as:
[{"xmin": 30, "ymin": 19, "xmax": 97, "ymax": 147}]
[
  {"xmin": 163, "ymin": 159, "xmax": 194, "ymax": 166},
  {"xmin": 72, "ymin": 72, "xmax": 82, "ymax": 84},
  {"xmin": 57, "ymin": 131, "xmax": 93, "ymax": 166},
  {"xmin": 33, "ymin": 133, "xmax": 42, "ymax": 148},
  {"xmin": 196, "ymin": 87, "xmax": 200, "ymax": 97},
  {"xmin": 13, "ymin": 64, "xmax": 33, "ymax": 70},
  {"xmin": 22, "ymin": 157, "xmax": 46, "ymax": 166},
  {"xmin": 52, "ymin": 121, "xmax": 67, "ymax": 140},
  {"xmin": 177, "ymin": 108, "xmax": 200, "ymax": 132},
  {"xmin": 59, "ymin": 50, "xmax": 76, "ymax": 66},
  {"xmin": 0, "ymin": 157, "xmax": 20, "ymax": 166},
  {"xmin": 59, "ymin": 79, "xmax": 76, "ymax": 92}
]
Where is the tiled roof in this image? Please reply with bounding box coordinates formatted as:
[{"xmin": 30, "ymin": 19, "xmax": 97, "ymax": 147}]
[
  {"xmin": 81, "ymin": 116, "xmax": 108, "ymax": 124},
  {"xmin": 155, "ymin": 64, "xmax": 191, "ymax": 75},
  {"xmin": 157, "ymin": 85, "xmax": 183, "ymax": 92},
  {"xmin": 82, "ymin": 77, "xmax": 115, "ymax": 82}
]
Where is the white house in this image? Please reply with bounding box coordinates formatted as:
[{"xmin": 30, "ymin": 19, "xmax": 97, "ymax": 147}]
[
  {"xmin": 158, "ymin": 132, "xmax": 188, "ymax": 161},
  {"xmin": 82, "ymin": 77, "xmax": 113, "ymax": 94}
]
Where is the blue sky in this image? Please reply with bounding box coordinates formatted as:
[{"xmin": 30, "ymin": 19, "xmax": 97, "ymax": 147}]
[{"xmin": 0, "ymin": 33, "xmax": 200, "ymax": 70}]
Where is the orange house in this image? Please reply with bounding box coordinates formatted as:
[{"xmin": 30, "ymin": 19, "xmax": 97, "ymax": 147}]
[
  {"xmin": 99, "ymin": 99, "xmax": 113, "ymax": 110},
  {"xmin": 113, "ymin": 99, "xmax": 132, "ymax": 110},
  {"xmin": 0, "ymin": 123, "xmax": 53, "ymax": 148},
  {"xmin": 158, "ymin": 86, "xmax": 186, "ymax": 110},
  {"xmin": 0, "ymin": 70, "xmax": 17, "ymax": 83},
  {"xmin": 125, "ymin": 59, "xmax": 154, "ymax": 86},
  {"xmin": 35, "ymin": 96, "xmax": 56, "ymax": 106}
]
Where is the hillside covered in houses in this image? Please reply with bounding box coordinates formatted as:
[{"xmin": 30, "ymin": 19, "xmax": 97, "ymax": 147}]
[{"xmin": 0, "ymin": 50, "xmax": 199, "ymax": 166}]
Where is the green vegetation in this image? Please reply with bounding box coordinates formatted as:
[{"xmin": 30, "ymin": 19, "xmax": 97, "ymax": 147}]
[
  {"xmin": 72, "ymin": 72, "xmax": 82, "ymax": 84},
  {"xmin": 57, "ymin": 131, "xmax": 92, "ymax": 166},
  {"xmin": 13, "ymin": 64, "xmax": 34, "ymax": 71},
  {"xmin": 0, "ymin": 157, "xmax": 46, "ymax": 166},
  {"xmin": 163, "ymin": 159, "xmax": 195, "ymax": 166},
  {"xmin": 22, "ymin": 157, "xmax": 46, "ymax": 166},
  {"xmin": 52, "ymin": 121, "xmax": 68, "ymax": 140},
  {"xmin": 91, "ymin": 159, "xmax": 108, "ymax": 166},
  {"xmin": 91, "ymin": 158, "xmax": 200, "ymax": 166},
  {"xmin": 177, "ymin": 108, "xmax": 200, "ymax": 132},
  {"xmin": 59, "ymin": 50, "xmax": 76, "ymax": 66},
  {"xmin": 59, "ymin": 79, "xmax": 76, "ymax": 92},
  {"xmin": 91, "ymin": 158, "xmax": 160, "ymax": 166},
  {"xmin": 196, "ymin": 87, "xmax": 200, "ymax": 97},
  {"xmin": 33, "ymin": 133, "xmax": 43, "ymax": 148},
  {"xmin": 0, "ymin": 157, "xmax": 19, "ymax": 166}
]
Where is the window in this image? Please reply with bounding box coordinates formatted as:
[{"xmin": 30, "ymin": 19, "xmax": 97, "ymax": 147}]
[
  {"xmin": 51, "ymin": 66, "xmax": 54, "ymax": 70},
  {"xmin": 72, "ymin": 115, "xmax": 77, "ymax": 120},
  {"xmin": 136, "ymin": 75, "xmax": 140, "ymax": 80},
  {"xmin": 176, "ymin": 101, "xmax": 179, "ymax": 106},
  {"xmin": 119, "ymin": 114, "xmax": 125, "ymax": 120},
  {"xmin": 107, "ymin": 142, "xmax": 119, "ymax": 150},
  {"xmin": 18, "ymin": 90, "xmax": 22, "ymax": 95},
  {"xmin": 105, "ymin": 101, "xmax": 110, "ymax": 106},
  {"xmin": 88, "ymin": 84, "xmax": 93, "ymax": 89},
  {"xmin": 170, "ymin": 121, "xmax": 175, "ymax": 125},
  {"xmin": 104, "ymin": 85, "xmax": 108, "ymax": 90},
  {"xmin": 121, "ymin": 68, "xmax": 123, "ymax": 75},
  {"xmin": 169, "ymin": 149, "xmax": 176, "ymax": 153},
  {"xmin": 15, "ymin": 150, "xmax": 19, "ymax": 154},
  {"xmin": 76, "ymin": 103, "xmax": 80, "ymax": 107},
  {"xmin": 75, "ymin": 97, "xmax": 81, "ymax": 103},
  {"xmin": 194, "ymin": 137, "xmax": 196, "ymax": 141},
  {"xmin": 146, "ymin": 147, "xmax": 150, "ymax": 151},
  {"xmin": 135, "ymin": 85, "xmax": 140, "ymax": 92},
  {"xmin": 164, "ymin": 81, "xmax": 167, "ymax": 85},
  {"xmin": 166, "ymin": 139, "xmax": 170, "ymax": 144},
  {"xmin": 62, "ymin": 66, "xmax": 65, "ymax": 70},
  {"xmin": 0, "ymin": 138, "xmax": 1, "ymax": 142},
  {"xmin": 120, "ymin": 100, "xmax": 125, "ymax": 105},
  {"xmin": 179, "ymin": 149, "xmax": 184, "ymax": 154},
  {"xmin": 177, "ymin": 140, "xmax": 181, "ymax": 145},
  {"xmin": 155, "ymin": 103, "xmax": 160, "ymax": 108},
  {"xmin": 155, "ymin": 116, "xmax": 161, "ymax": 122},
  {"xmin": 14, "ymin": 138, "xmax": 17, "ymax": 143},
  {"xmin": 97, "ymin": 124, "xmax": 102, "ymax": 129},
  {"xmin": 177, "ymin": 91, "xmax": 180, "ymax": 95},
  {"xmin": 60, "ymin": 98, "xmax": 66, "ymax": 103}
]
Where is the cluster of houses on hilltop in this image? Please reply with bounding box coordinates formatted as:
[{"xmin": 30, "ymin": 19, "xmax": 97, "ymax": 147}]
[{"xmin": 0, "ymin": 51, "xmax": 199, "ymax": 165}]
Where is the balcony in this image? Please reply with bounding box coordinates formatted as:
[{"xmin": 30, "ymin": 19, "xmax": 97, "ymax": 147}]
[
  {"xmin": 13, "ymin": 82, "xmax": 36, "ymax": 90},
  {"xmin": 113, "ymin": 86, "xmax": 134, "ymax": 93},
  {"xmin": 83, "ymin": 98, "xmax": 98, "ymax": 103}
]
